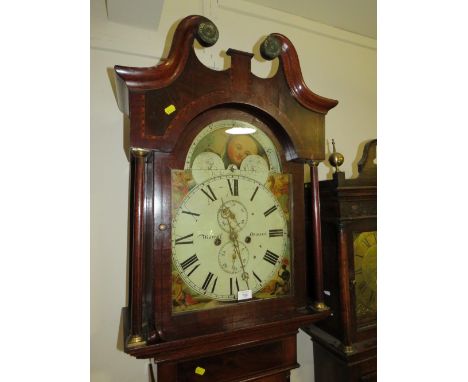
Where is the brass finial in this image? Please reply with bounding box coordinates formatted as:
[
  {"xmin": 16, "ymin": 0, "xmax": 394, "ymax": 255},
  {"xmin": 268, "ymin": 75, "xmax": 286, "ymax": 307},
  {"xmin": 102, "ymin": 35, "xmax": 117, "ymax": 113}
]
[
  {"xmin": 328, "ymin": 139, "xmax": 344, "ymax": 173},
  {"xmin": 260, "ymin": 35, "xmax": 282, "ymax": 60},
  {"xmin": 197, "ymin": 21, "xmax": 219, "ymax": 47}
]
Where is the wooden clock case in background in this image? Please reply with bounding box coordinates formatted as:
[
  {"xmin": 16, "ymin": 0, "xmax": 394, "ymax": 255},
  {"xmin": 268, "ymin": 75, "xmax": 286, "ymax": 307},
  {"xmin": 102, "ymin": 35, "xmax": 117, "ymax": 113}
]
[
  {"xmin": 113, "ymin": 15, "xmax": 338, "ymax": 381},
  {"xmin": 303, "ymin": 139, "xmax": 377, "ymax": 382}
]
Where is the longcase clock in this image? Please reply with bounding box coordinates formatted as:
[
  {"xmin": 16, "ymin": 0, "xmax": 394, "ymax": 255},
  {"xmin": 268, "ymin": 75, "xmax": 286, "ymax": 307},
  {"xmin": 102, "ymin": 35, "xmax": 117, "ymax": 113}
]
[
  {"xmin": 303, "ymin": 139, "xmax": 377, "ymax": 382},
  {"xmin": 113, "ymin": 15, "xmax": 337, "ymax": 381}
]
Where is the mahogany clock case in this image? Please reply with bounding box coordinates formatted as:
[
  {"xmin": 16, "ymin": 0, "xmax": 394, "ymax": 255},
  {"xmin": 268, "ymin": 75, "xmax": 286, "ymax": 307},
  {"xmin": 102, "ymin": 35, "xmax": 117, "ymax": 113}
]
[
  {"xmin": 146, "ymin": 107, "xmax": 309, "ymax": 342},
  {"xmin": 113, "ymin": 14, "xmax": 338, "ymax": 367}
]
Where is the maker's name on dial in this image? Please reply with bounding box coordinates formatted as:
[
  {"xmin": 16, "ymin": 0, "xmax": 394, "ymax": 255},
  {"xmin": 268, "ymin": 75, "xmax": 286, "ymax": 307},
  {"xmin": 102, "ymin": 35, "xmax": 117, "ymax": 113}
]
[
  {"xmin": 198, "ymin": 233, "xmax": 221, "ymax": 240},
  {"xmin": 249, "ymin": 232, "xmax": 267, "ymax": 237}
]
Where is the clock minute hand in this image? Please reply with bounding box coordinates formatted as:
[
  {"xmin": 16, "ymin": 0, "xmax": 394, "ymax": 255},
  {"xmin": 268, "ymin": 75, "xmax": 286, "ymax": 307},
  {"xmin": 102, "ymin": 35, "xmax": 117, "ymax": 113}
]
[
  {"xmin": 230, "ymin": 230, "xmax": 250, "ymax": 290},
  {"xmin": 222, "ymin": 202, "xmax": 250, "ymax": 290}
]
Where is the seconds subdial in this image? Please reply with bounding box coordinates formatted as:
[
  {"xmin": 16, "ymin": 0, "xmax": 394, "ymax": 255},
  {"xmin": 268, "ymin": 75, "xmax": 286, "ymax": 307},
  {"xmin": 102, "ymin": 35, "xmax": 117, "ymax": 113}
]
[
  {"xmin": 218, "ymin": 241, "xmax": 250, "ymax": 274},
  {"xmin": 217, "ymin": 199, "xmax": 248, "ymax": 233}
]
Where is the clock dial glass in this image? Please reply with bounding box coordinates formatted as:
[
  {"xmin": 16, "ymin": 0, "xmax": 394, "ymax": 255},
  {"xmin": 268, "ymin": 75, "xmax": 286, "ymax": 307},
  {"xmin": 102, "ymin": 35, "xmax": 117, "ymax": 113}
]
[
  {"xmin": 172, "ymin": 122, "xmax": 291, "ymax": 314},
  {"xmin": 353, "ymin": 231, "xmax": 377, "ymax": 318}
]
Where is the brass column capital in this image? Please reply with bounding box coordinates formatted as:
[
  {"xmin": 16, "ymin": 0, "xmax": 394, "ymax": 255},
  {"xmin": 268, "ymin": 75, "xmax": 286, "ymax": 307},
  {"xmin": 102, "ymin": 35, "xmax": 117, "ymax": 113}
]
[
  {"xmin": 131, "ymin": 147, "xmax": 150, "ymax": 158},
  {"xmin": 307, "ymin": 160, "xmax": 322, "ymax": 167}
]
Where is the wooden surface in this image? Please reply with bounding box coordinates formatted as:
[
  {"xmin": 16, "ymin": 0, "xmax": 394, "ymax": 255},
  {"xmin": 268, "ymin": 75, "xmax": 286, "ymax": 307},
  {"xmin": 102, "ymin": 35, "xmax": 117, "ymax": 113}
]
[
  {"xmin": 114, "ymin": 14, "xmax": 338, "ymax": 380},
  {"xmin": 308, "ymin": 163, "xmax": 325, "ymax": 307},
  {"xmin": 114, "ymin": 16, "xmax": 338, "ymax": 162},
  {"xmin": 158, "ymin": 335, "xmax": 297, "ymax": 381},
  {"xmin": 305, "ymin": 325, "xmax": 376, "ymax": 382},
  {"xmin": 128, "ymin": 149, "xmax": 149, "ymax": 341}
]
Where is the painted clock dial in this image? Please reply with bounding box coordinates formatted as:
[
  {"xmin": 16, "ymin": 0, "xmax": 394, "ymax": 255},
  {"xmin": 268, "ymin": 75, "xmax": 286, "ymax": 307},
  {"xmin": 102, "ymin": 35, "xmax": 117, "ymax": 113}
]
[
  {"xmin": 171, "ymin": 171, "xmax": 292, "ymax": 313},
  {"xmin": 172, "ymin": 174, "xmax": 288, "ymax": 302},
  {"xmin": 172, "ymin": 121, "xmax": 292, "ymax": 314}
]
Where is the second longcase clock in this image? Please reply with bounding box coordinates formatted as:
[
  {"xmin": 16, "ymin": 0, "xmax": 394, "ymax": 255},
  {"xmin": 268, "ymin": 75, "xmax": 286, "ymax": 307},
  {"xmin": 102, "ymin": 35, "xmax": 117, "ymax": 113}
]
[{"xmin": 303, "ymin": 139, "xmax": 377, "ymax": 382}]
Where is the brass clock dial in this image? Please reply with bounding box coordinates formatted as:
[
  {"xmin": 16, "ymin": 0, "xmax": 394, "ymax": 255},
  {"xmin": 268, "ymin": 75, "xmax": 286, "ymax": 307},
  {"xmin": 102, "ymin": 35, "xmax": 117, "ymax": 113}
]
[{"xmin": 353, "ymin": 231, "xmax": 377, "ymax": 317}]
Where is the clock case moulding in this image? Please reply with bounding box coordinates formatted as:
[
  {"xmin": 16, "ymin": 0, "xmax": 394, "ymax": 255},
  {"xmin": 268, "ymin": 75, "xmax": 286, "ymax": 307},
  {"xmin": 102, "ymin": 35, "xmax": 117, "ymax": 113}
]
[{"xmin": 114, "ymin": 14, "xmax": 338, "ymax": 366}]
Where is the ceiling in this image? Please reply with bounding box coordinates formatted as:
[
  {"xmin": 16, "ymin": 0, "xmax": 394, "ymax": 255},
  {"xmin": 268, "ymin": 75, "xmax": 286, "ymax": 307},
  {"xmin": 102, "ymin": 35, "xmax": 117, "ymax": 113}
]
[
  {"xmin": 106, "ymin": 0, "xmax": 165, "ymax": 30},
  {"xmin": 245, "ymin": 0, "xmax": 376, "ymax": 39},
  {"xmin": 106, "ymin": 0, "xmax": 376, "ymax": 39}
]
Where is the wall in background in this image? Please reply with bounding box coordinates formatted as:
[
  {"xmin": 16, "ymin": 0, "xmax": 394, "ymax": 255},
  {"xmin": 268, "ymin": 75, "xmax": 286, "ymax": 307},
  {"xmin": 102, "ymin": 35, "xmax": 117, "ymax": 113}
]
[{"xmin": 91, "ymin": 0, "xmax": 376, "ymax": 380}]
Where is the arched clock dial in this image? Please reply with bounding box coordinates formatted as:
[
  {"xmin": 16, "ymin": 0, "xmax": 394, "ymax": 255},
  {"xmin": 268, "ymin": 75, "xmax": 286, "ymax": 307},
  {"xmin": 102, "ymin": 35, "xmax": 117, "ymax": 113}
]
[
  {"xmin": 172, "ymin": 174, "xmax": 289, "ymax": 302},
  {"xmin": 184, "ymin": 119, "xmax": 281, "ymax": 177}
]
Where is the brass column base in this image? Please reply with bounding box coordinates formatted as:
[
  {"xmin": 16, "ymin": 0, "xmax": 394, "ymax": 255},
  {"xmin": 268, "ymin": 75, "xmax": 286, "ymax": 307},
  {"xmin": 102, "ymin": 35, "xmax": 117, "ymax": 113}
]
[
  {"xmin": 127, "ymin": 334, "xmax": 146, "ymax": 348},
  {"xmin": 312, "ymin": 302, "xmax": 329, "ymax": 311},
  {"xmin": 341, "ymin": 344, "xmax": 354, "ymax": 354}
]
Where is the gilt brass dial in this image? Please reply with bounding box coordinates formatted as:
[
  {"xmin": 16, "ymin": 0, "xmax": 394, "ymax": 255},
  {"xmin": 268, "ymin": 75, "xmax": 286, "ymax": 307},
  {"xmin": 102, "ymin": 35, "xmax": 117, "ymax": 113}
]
[{"xmin": 353, "ymin": 231, "xmax": 377, "ymax": 317}]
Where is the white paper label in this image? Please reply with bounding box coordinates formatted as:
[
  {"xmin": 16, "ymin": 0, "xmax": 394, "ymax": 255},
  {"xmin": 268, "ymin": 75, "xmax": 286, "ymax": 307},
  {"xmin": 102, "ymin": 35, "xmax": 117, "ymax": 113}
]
[
  {"xmin": 238, "ymin": 290, "xmax": 252, "ymax": 301},
  {"xmin": 324, "ymin": 290, "xmax": 331, "ymax": 296}
]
